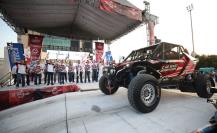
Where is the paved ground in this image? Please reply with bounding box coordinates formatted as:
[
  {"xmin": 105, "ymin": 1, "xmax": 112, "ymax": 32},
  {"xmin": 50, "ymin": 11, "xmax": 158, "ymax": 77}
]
[{"xmin": 0, "ymin": 87, "xmax": 215, "ymax": 133}]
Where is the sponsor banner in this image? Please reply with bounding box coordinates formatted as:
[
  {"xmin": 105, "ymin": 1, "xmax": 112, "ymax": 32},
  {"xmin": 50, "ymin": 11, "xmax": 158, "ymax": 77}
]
[
  {"xmin": 29, "ymin": 35, "xmax": 44, "ymax": 61},
  {"xmin": 100, "ymin": 0, "xmax": 142, "ymax": 21},
  {"xmin": 7, "ymin": 43, "xmax": 25, "ymax": 69},
  {"xmin": 95, "ymin": 42, "xmax": 104, "ymax": 62},
  {"xmin": 0, "ymin": 84, "xmax": 80, "ymax": 111},
  {"xmin": 105, "ymin": 51, "xmax": 113, "ymax": 62}
]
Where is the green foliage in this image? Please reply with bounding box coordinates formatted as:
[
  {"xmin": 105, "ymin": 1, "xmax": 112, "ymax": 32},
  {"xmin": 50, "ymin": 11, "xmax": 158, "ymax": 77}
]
[{"xmin": 196, "ymin": 55, "xmax": 217, "ymax": 70}]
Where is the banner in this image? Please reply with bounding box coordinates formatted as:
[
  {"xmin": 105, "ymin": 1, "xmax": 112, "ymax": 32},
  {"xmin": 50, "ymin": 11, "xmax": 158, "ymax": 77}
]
[
  {"xmin": 95, "ymin": 42, "xmax": 104, "ymax": 62},
  {"xmin": 105, "ymin": 51, "xmax": 113, "ymax": 62},
  {"xmin": 100, "ymin": 0, "xmax": 142, "ymax": 21},
  {"xmin": 7, "ymin": 43, "xmax": 25, "ymax": 69},
  {"xmin": 29, "ymin": 35, "xmax": 44, "ymax": 61},
  {"xmin": 0, "ymin": 84, "xmax": 80, "ymax": 111}
]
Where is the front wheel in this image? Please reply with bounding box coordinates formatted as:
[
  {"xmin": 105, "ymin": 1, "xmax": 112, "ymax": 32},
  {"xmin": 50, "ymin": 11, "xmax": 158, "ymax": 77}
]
[
  {"xmin": 195, "ymin": 74, "xmax": 214, "ymax": 98},
  {"xmin": 128, "ymin": 74, "xmax": 161, "ymax": 113},
  {"xmin": 99, "ymin": 75, "xmax": 119, "ymax": 95}
]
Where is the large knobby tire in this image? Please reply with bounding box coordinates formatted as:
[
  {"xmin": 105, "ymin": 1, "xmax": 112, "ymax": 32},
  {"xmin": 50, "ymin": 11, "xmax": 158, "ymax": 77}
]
[
  {"xmin": 128, "ymin": 74, "xmax": 161, "ymax": 113},
  {"xmin": 195, "ymin": 74, "xmax": 214, "ymax": 98},
  {"xmin": 99, "ymin": 75, "xmax": 119, "ymax": 95}
]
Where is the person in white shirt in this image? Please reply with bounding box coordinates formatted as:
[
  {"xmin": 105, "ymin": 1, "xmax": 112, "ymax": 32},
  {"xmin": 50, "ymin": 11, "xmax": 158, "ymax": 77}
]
[
  {"xmin": 84, "ymin": 60, "xmax": 91, "ymax": 83},
  {"xmin": 47, "ymin": 60, "xmax": 54, "ymax": 85},
  {"xmin": 33, "ymin": 60, "xmax": 43, "ymax": 85},
  {"xmin": 68, "ymin": 61, "xmax": 75, "ymax": 83},
  {"xmin": 59, "ymin": 60, "xmax": 66, "ymax": 84},
  {"xmin": 91, "ymin": 60, "xmax": 99, "ymax": 82},
  {"xmin": 16, "ymin": 60, "xmax": 27, "ymax": 87}
]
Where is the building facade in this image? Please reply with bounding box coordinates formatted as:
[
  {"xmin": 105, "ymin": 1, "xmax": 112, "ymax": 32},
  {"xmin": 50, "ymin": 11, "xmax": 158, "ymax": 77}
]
[{"xmin": 17, "ymin": 31, "xmax": 93, "ymax": 60}]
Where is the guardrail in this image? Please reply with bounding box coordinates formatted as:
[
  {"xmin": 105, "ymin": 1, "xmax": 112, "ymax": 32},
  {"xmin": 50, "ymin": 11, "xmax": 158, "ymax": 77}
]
[{"xmin": 0, "ymin": 72, "xmax": 13, "ymax": 88}]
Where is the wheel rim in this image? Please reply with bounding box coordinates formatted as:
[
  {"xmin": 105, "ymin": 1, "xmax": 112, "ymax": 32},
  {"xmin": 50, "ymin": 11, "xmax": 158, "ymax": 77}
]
[
  {"xmin": 105, "ymin": 78, "xmax": 113, "ymax": 93},
  {"xmin": 140, "ymin": 83, "xmax": 156, "ymax": 107}
]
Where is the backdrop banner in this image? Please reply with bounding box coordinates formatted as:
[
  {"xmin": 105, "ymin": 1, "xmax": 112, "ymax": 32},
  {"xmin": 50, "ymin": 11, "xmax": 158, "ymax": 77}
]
[
  {"xmin": 95, "ymin": 42, "xmax": 104, "ymax": 62},
  {"xmin": 7, "ymin": 43, "xmax": 25, "ymax": 69},
  {"xmin": 100, "ymin": 0, "xmax": 142, "ymax": 21},
  {"xmin": 29, "ymin": 35, "xmax": 44, "ymax": 61}
]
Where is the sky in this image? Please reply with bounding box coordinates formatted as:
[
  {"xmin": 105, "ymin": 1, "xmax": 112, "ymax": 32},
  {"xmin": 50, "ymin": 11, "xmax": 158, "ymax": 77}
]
[
  {"xmin": 0, "ymin": 0, "xmax": 217, "ymax": 60},
  {"xmin": 110, "ymin": 0, "xmax": 217, "ymax": 61},
  {"xmin": 0, "ymin": 19, "xmax": 17, "ymax": 58}
]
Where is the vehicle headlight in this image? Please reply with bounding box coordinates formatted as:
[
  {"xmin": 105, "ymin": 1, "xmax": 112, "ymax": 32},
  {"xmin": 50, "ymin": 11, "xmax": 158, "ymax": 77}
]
[
  {"xmin": 110, "ymin": 69, "xmax": 115, "ymax": 74},
  {"xmin": 126, "ymin": 64, "xmax": 130, "ymax": 67}
]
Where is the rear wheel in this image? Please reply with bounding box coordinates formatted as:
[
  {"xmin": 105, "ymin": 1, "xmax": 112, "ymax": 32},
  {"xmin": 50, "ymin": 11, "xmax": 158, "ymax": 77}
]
[
  {"xmin": 128, "ymin": 74, "xmax": 161, "ymax": 113},
  {"xmin": 195, "ymin": 74, "xmax": 214, "ymax": 98},
  {"xmin": 99, "ymin": 75, "xmax": 119, "ymax": 95}
]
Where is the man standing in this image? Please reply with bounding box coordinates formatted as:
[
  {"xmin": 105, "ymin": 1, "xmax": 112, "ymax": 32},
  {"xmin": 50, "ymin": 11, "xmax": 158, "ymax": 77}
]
[
  {"xmin": 16, "ymin": 60, "xmax": 27, "ymax": 87},
  {"xmin": 68, "ymin": 61, "xmax": 75, "ymax": 83},
  {"xmin": 47, "ymin": 60, "xmax": 54, "ymax": 85},
  {"xmin": 79, "ymin": 61, "xmax": 84, "ymax": 83},
  {"xmin": 54, "ymin": 60, "xmax": 59, "ymax": 84},
  {"xmin": 11, "ymin": 62, "xmax": 18, "ymax": 85},
  {"xmin": 26, "ymin": 62, "xmax": 30, "ymax": 86},
  {"xmin": 76, "ymin": 61, "xmax": 83, "ymax": 83},
  {"xmin": 33, "ymin": 60, "xmax": 43, "ymax": 85},
  {"xmin": 59, "ymin": 60, "xmax": 66, "ymax": 85},
  {"xmin": 84, "ymin": 60, "xmax": 91, "ymax": 83},
  {"xmin": 44, "ymin": 60, "xmax": 48, "ymax": 84},
  {"xmin": 92, "ymin": 60, "xmax": 98, "ymax": 82}
]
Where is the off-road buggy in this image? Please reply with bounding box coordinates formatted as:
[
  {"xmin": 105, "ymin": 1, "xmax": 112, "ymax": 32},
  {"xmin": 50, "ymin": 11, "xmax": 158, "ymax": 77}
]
[{"xmin": 99, "ymin": 42, "xmax": 215, "ymax": 113}]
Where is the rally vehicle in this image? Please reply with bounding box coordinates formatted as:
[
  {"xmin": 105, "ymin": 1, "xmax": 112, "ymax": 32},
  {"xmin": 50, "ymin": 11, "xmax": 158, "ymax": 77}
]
[{"xmin": 99, "ymin": 42, "xmax": 215, "ymax": 113}]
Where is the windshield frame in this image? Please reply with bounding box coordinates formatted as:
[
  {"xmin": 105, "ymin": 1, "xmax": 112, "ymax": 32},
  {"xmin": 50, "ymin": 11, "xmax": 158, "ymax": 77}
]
[{"xmin": 123, "ymin": 44, "xmax": 159, "ymax": 62}]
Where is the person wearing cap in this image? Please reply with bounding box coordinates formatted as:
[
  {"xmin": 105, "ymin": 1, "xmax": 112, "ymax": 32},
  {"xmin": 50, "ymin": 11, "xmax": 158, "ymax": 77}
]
[
  {"xmin": 33, "ymin": 60, "xmax": 43, "ymax": 85},
  {"xmin": 47, "ymin": 60, "xmax": 54, "ymax": 85},
  {"xmin": 16, "ymin": 60, "xmax": 27, "ymax": 87},
  {"xmin": 68, "ymin": 61, "xmax": 75, "ymax": 83},
  {"xmin": 84, "ymin": 60, "xmax": 91, "ymax": 83}
]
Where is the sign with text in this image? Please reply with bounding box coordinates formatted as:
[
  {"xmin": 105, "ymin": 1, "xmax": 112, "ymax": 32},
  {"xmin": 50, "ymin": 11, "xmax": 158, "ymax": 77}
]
[
  {"xmin": 7, "ymin": 43, "xmax": 25, "ymax": 69},
  {"xmin": 29, "ymin": 35, "xmax": 44, "ymax": 61},
  {"xmin": 95, "ymin": 42, "xmax": 104, "ymax": 62}
]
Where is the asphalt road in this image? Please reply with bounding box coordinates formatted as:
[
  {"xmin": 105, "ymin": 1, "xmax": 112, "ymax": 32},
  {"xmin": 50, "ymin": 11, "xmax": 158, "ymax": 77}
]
[{"xmin": 0, "ymin": 88, "xmax": 215, "ymax": 133}]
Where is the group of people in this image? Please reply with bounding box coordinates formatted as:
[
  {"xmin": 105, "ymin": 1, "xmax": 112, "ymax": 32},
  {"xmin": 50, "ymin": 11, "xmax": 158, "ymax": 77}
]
[{"xmin": 11, "ymin": 59, "xmax": 105, "ymax": 88}]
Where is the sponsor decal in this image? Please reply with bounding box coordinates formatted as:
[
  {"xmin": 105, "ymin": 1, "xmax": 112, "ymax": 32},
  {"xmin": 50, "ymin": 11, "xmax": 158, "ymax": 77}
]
[{"xmin": 160, "ymin": 64, "xmax": 178, "ymax": 73}]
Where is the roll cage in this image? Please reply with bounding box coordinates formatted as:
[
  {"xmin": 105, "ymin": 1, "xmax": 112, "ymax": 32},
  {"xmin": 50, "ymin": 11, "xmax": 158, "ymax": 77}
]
[{"xmin": 124, "ymin": 42, "xmax": 186, "ymax": 62}]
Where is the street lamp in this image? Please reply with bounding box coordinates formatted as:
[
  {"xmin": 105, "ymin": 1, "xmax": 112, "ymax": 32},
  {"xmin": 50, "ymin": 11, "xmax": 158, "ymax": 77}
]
[{"xmin": 186, "ymin": 4, "xmax": 196, "ymax": 57}]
